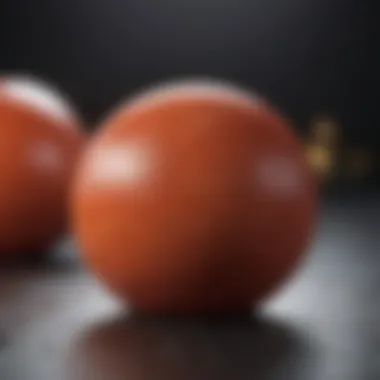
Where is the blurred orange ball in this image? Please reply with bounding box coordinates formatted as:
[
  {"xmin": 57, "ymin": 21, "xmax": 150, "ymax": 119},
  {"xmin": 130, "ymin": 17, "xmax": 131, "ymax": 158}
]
[
  {"xmin": 72, "ymin": 80, "xmax": 317, "ymax": 314},
  {"xmin": 0, "ymin": 75, "xmax": 84, "ymax": 257}
]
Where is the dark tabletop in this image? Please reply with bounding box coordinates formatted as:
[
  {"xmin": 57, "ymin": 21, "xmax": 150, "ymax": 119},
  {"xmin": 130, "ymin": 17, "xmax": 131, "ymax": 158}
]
[{"xmin": 0, "ymin": 192, "xmax": 379, "ymax": 380}]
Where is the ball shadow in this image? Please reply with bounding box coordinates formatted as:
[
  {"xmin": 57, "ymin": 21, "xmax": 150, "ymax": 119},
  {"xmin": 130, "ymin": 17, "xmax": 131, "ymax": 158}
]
[
  {"xmin": 0, "ymin": 239, "xmax": 81, "ymax": 274},
  {"xmin": 71, "ymin": 312, "xmax": 320, "ymax": 380}
]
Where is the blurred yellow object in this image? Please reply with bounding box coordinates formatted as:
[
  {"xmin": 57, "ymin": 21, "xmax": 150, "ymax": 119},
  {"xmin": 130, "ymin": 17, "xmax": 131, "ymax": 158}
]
[
  {"xmin": 305, "ymin": 145, "xmax": 335, "ymax": 180},
  {"xmin": 310, "ymin": 115, "xmax": 340, "ymax": 147}
]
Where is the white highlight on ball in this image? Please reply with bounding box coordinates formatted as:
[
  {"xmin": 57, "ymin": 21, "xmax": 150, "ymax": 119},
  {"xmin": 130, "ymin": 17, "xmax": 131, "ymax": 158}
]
[
  {"xmin": 255, "ymin": 155, "xmax": 303, "ymax": 197},
  {"xmin": 30, "ymin": 141, "xmax": 64, "ymax": 173},
  {"xmin": 0, "ymin": 75, "xmax": 76, "ymax": 125},
  {"xmin": 90, "ymin": 142, "xmax": 153, "ymax": 188}
]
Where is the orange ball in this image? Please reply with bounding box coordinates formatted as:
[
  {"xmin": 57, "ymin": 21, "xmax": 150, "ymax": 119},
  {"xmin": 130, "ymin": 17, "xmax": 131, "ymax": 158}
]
[
  {"xmin": 0, "ymin": 75, "xmax": 84, "ymax": 256},
  {"xmin": 72, "ymin": 80, "xmax": 317, "ymax": 314}
]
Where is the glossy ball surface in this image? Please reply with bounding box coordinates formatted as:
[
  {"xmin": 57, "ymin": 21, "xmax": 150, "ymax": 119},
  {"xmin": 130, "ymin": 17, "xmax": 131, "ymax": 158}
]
[
  {"xmin": 73, "ymin": 80, "xmax": 317, "ymax": 314},
  {"xmin": 0, "ymin": 75, "xmax": 81, "ymax": 130},
  {"xmin": 0, "ymin": 75, "xmax": 84, "ymax": 256}
]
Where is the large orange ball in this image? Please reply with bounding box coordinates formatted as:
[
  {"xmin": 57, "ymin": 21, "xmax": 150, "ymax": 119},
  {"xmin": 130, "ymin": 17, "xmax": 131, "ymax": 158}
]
[
  {"xmin": 72, "ymin": 80, "xmax": 317, "ymax": 314},
  {"xmin": 0, "ymin": 75, "xmax": 84, "ymax": 256}
]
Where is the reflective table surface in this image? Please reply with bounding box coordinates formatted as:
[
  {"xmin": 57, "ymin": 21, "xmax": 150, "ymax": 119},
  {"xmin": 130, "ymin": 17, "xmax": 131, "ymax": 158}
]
[{"xmin": 0, "ymin": 194, "xmax": 379, "ymax": 380}]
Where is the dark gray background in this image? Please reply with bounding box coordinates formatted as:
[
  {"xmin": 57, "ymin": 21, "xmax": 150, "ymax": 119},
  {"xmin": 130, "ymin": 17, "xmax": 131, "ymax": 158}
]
[{"xmin": 0, "ymin": 0, "xmax": 377, "ymax": 149}]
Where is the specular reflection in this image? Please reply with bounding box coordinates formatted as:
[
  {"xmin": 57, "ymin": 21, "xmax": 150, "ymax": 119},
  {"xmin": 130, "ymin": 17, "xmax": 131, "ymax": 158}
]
[{"xmin": 71, "ymin": 312, "xmax": 320, "ymax": 380}]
